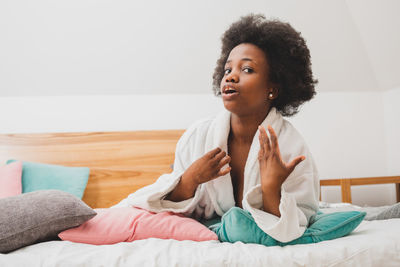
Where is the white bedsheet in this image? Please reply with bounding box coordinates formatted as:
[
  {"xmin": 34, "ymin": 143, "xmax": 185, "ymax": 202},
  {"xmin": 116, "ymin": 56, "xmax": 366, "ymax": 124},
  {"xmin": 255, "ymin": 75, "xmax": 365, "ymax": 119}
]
[{"xmin": 1, "ymin": 219, "xmax": 400, "ymax": 267}]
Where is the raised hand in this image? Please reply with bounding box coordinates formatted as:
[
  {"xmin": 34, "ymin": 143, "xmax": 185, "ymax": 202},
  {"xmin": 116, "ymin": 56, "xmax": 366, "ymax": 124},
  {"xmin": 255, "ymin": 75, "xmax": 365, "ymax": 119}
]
[
  {"xmin": 166, "ymin": 147, "xmax": 231, "ymax": 202},
  {"xmin": 258, "ymin": 125, "xmax": 305, "ymax": 191},
  {"xmin": 183, "ymin": 147, "xmax": 231, "ymax": 186}
]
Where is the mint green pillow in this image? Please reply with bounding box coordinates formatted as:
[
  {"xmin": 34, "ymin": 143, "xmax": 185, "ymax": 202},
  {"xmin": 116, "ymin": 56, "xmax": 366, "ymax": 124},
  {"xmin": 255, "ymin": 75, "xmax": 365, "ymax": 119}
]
[
  {"xmin": 6, "ymin": 160, "xmax": 90, "ymax": 199},
  {"xmin": 209, "ymin": 207, "xmax": 366, "ymax": 246}
]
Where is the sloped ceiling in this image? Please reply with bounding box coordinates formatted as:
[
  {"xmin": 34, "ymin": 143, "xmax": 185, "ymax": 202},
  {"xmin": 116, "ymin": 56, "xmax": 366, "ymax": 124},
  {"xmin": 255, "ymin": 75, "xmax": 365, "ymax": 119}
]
[
  {"xmin": 261, "ymin": 0, "xmax": 380, "ymax": 93},
  {"xmin": 261, "ymin": 0, "xmax": 400, "ymax": 92},
  {"xmin": 0, "ymin": 0, "xmax": 398, "ymax": 96},
  {"xmin": 345, "ymin": 0, "xmax": 400, "ymax": 91}
]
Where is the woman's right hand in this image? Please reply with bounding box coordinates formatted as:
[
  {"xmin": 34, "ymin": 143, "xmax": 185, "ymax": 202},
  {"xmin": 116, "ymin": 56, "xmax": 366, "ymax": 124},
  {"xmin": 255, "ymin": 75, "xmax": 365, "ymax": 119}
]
[
  {"xmin": 166, "ymin": 147, "xmax": 231, "ymax": 202},
  {"xmin": 182, "ymin": 147, "xmax": 231, "ymax": 187}
]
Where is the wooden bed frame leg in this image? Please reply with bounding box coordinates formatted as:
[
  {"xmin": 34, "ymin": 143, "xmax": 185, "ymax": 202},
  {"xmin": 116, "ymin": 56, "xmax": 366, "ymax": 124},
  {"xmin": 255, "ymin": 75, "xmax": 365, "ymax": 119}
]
[
  {"xmin": 319, "ymin": 188, "xmax": 321, "ymax": 201},
  {"xmin": 341, "ymin": 179, "xmax": 352, "ymax": 203}
]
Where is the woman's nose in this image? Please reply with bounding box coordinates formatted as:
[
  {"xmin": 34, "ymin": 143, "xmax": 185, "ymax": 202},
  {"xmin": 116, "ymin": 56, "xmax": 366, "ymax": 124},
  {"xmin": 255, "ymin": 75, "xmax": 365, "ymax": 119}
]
[{"xmin": 225, "ymin": 72, "xmax": 238, "ymax": 83}]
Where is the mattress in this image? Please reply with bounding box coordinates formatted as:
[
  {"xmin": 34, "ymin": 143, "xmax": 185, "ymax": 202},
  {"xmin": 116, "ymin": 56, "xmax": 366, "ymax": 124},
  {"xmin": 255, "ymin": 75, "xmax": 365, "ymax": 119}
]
[{"xmin": 1, "ymin": 217, "xmax": 400, "ymax": 267}]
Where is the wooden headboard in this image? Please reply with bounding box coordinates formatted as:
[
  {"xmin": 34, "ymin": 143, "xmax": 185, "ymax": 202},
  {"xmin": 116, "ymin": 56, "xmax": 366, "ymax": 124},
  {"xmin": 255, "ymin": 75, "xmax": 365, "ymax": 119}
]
[
  {"xmin": 0, "ymin": 130, "xmax": 184, "ymax": 208},
  {"xmin": 1, "ymin": 130, "xmax": 399, "ymax": 208}
]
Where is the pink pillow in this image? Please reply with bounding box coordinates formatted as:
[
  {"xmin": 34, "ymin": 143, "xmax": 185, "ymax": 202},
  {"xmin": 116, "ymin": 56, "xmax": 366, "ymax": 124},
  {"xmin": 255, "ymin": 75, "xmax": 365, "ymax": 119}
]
[
  {"xmin": 0, "ymin": 161, "xmax": 22, "ymax": 198},
  {"xmin": 58, "ymin": 207, "xmax": 218, "ymax": 245}
]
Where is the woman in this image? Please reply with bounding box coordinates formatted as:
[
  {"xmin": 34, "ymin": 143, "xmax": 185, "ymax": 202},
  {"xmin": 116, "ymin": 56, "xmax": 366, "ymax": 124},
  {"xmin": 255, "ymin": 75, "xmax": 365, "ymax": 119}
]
[{"xmin": 116, "ymin": 14, "xmax": 319, "ymax": 243}]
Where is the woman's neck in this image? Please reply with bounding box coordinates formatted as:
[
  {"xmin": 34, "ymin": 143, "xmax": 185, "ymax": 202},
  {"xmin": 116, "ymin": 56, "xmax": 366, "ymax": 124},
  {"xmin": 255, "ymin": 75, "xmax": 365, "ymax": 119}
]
[{"xmin": 229, "ymin": 108, "xmax": 271, "ymax": 144}]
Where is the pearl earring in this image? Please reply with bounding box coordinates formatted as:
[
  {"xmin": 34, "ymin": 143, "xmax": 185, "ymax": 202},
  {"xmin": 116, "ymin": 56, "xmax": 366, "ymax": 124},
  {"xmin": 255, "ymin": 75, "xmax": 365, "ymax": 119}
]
[{"xmin": 269, "ymin": 93, "xmax": 273, "ymax": 98}]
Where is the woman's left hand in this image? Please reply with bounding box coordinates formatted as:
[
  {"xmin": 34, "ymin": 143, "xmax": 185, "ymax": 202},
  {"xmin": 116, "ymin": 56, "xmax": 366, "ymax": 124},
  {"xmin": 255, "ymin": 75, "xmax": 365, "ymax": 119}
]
[{"xmin": 258, "ymin": 125, "xmax": 305, "ymax": 191}]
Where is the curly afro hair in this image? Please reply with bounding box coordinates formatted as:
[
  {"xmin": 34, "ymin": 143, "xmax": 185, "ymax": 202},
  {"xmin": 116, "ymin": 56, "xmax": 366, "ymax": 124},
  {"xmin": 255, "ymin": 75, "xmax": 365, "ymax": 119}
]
[{"xmin": 212, "ymin": 14, "xmax": 318, "ymax": 117}]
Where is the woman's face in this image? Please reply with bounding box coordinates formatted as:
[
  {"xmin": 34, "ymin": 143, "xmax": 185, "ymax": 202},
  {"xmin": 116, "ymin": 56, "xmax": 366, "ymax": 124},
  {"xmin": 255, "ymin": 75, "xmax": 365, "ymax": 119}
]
[{"xmin": 220, "ymin": 43, "xmax": 275, "ymax": 116}]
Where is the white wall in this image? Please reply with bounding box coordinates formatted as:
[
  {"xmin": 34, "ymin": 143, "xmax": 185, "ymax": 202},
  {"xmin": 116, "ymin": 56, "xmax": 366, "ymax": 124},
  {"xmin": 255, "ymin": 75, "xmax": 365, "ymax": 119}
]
[
  {"xmin": 0, "ymin": 94, "xmax": 223, "ymax": 133},
  {"xmin": 287, "ymin": 91, "xmax": 393, "ymax": 206},
  {"xmin": 383, "ymin": 87, "xmax": 400, "ymax": 176},
  {"xmin": 346, "ymin": 0, "xmax": 400, "ymax": 91}
]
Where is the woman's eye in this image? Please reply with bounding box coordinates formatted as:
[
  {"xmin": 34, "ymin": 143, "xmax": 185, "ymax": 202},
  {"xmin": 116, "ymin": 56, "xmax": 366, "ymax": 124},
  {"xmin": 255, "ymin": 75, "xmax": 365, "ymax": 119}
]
[
  {"xmin": 243, "ymin": 67, "xmax": 254, "ymax": 73},
  {"xmin": 224, "ymin": 69, "xmax": 231, "ymax": 75}
]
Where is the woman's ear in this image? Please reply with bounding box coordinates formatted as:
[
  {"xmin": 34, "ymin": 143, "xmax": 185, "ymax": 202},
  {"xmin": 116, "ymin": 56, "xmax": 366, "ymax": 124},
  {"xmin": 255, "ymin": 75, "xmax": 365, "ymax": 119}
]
[{"xmin": 267, "ymin": 87, "xmax": 279, "ymax": 100}]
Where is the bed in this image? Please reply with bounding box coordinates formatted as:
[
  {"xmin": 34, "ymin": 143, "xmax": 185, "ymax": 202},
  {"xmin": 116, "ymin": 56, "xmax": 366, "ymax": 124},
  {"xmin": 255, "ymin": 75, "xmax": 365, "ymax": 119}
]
[{"xmin": 1, "ymin": 130, "xmax": 400, "ymax": 267}]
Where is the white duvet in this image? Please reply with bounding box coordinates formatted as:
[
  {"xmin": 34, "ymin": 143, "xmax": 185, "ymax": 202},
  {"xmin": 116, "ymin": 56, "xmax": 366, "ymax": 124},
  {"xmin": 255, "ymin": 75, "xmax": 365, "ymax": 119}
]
[{"xmin": 2, "ymin": 218, "xmax": 400, "ymax": 267}]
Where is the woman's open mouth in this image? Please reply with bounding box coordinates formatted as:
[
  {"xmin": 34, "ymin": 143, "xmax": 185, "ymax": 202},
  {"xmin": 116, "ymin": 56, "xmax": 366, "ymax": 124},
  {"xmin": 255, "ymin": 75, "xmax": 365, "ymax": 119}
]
[{"xmin": 222, "ymin": 86, "xmax": 239, "ymax": 100}]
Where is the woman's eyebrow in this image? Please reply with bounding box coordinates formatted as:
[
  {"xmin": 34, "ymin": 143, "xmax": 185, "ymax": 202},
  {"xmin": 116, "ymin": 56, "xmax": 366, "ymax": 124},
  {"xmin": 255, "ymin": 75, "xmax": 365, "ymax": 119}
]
[{"xmin": 226, "ymin": 58, "xmax": 257, "ymax": 65}]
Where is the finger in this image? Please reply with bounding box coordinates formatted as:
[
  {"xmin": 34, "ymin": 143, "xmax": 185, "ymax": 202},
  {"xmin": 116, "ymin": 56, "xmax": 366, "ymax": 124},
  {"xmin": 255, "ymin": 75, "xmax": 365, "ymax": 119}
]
[
  {"xmin": 217, "ymin": 155, "xmax": 231, "ymax": 169},
  {"xmin": 259, "ymin": 126, "xmax": 271, "ymax": 155},
  {"xmin": 258, "ymin": 126, "xmax": 267, "ymax": 148},
  {"xmin": 258, "ymin": 133, "xmax": 265, "ymax": 160},
  {"xmin": 258, "ymin": 130, "xmax": 265, "ymax": 154},
  {"xmin": 217, "ymin": 166, "xmax": 231, "ymax": 177},
  {"xmin": 213, "ymin": 150, "xmax": 226, "ymax": 162},
  {"xmin": 287, "ymin": 156, "xmax": 306, "ymax": 171},
  {"xmin": 267, "ymin": 125, "xmax": 278, "ymax": 153},
  {"xmin": 258, "ymin": 149, "xmax": 263, "ymax": 161},
  {"xmin": 206, "ymin": 147, "xmax": 222, "ymax": 158}
]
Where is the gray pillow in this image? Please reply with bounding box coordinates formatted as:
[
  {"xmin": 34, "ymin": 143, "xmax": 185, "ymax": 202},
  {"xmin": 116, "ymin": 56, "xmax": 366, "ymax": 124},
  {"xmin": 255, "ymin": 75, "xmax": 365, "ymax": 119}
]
[
  {"xmin": 365, "ymin": 202, "xmax": 400, "ymax": 221},
  {"xmin": 0, "ymin": 190, "xmax": 97, "ymax": 253}
]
